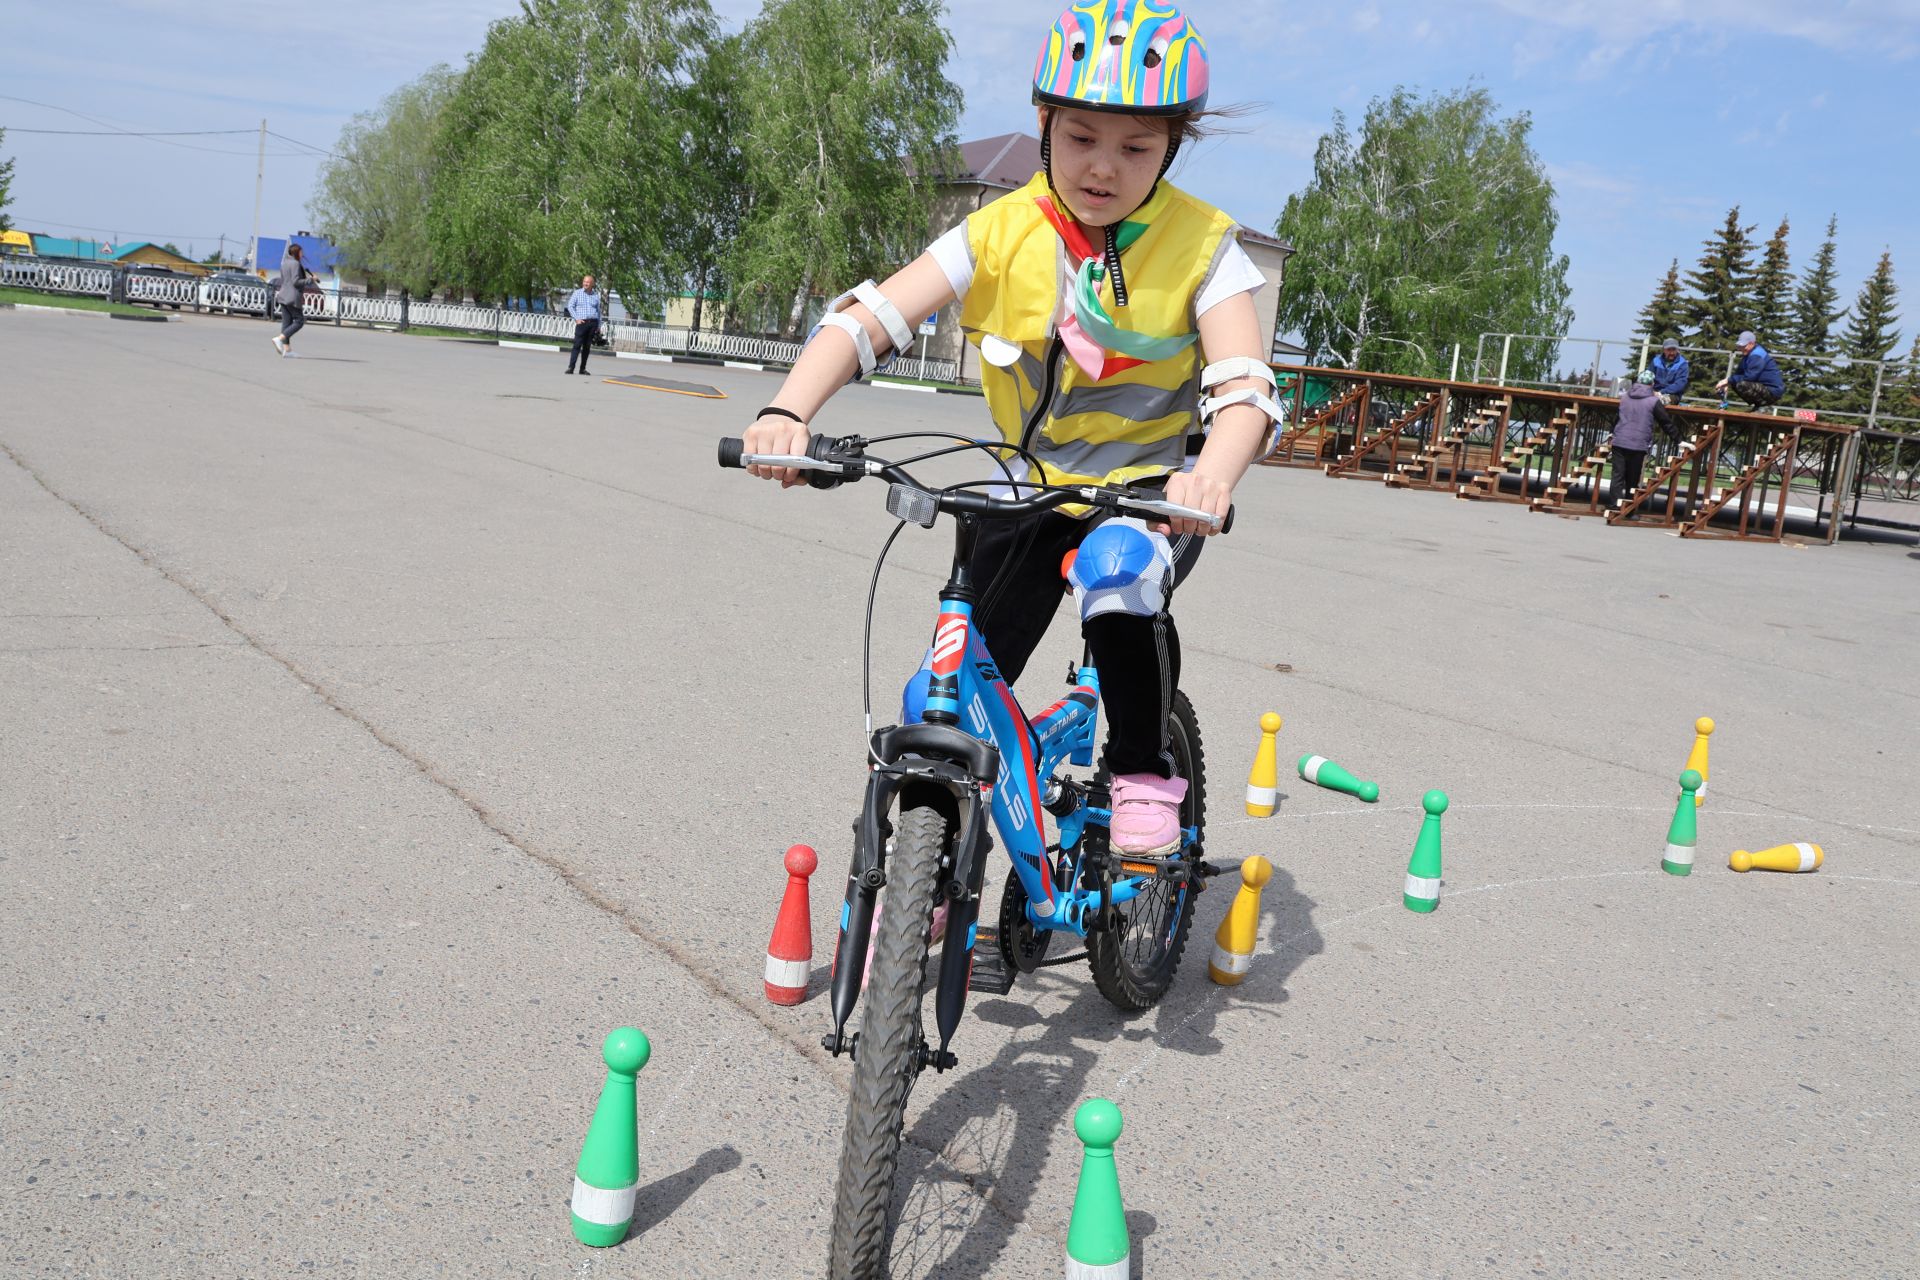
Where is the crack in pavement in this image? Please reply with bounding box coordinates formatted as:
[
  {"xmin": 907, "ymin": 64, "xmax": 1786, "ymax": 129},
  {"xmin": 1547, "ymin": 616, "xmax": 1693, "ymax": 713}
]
[{"xmin": 0, "ymin": 434, "xmax": 1037, "ymax": 1253}]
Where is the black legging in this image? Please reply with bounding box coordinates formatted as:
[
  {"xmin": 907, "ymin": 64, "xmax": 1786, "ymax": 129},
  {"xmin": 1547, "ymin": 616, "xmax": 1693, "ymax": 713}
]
[
  {"xmin": 279, "ymin": 304, "xmax": 306, "ymax": 342},
  {"xmin": 969, "ymin": 510, "xmax": 1204, "ymax": 779}
]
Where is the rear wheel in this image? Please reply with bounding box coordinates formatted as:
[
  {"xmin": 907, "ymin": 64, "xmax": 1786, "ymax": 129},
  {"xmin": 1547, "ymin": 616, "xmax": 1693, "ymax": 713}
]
[
  {"xmin": 828, "ymin": 797, "xmax": 949, "ymax": 1278},
  {"xmin": 1088, "ymin": 689, "xmax": 1207, "ymax": 1010}
]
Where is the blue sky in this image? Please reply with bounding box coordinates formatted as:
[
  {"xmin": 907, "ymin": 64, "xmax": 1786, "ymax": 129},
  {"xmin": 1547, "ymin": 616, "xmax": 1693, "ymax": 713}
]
[{"xmin": 4, "ymin": 0, "xmax": 1915, "ymax": 346}]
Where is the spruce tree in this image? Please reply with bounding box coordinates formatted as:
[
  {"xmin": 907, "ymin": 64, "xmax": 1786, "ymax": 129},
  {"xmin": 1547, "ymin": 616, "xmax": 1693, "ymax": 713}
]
[
  {"xmin": 1750, "ymin": 217, "xmax": 1793, "ymax": 344},
  {"xmin": 1625, "ymin": 259, "xmax": 1685, "ymax": 371},
  {"xmin": 1901, "ymin": 333, "xmax": 1920, "ymax": 420},
  {"xmin": 1790, "ymin": 215, "xmax": 1846, "ymax": 405},
  {"xmin": 1682, "ymin": 206, "xmax": 1756, "ymax": 353},
  {"xmin": 1839, "ymin": 251, "xmax": 1901, "ymax": 418}
]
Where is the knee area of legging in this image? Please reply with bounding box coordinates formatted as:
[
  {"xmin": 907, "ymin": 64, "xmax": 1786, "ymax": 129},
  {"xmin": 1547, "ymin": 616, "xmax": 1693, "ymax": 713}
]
[{"xmin": 1068, "ymin": 518, "xmax": 1173, "ymax": 620}]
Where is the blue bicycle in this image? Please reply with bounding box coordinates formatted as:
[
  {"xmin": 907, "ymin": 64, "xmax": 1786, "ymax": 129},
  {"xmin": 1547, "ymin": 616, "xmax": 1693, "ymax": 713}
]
[{"xmin": 719, "ymin": 431, "xmax": 1231, "ymax": 1276}]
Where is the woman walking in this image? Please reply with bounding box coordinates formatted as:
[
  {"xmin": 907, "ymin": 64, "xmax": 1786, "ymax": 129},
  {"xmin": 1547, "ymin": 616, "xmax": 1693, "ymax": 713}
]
[{"xmin": 271, "ymin": 243, "xmax": 318, "ymax": 357}]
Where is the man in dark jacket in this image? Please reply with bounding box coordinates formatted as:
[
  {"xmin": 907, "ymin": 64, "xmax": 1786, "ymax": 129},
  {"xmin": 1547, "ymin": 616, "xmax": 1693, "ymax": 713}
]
[
  {"xmin": 1715, "ymin": 331, "xmax": 1784, "ymax": 408},
  {"xmin": 1650, "ymin": 338, "xmax": 1689, "ymax": 402},
  {"xmin": 1612, "ymin": 370, "xmax": 1675, "ymax": 514}
]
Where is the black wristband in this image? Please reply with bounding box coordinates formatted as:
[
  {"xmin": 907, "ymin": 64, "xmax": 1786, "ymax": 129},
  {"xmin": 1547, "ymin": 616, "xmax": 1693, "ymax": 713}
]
[{"xmin": 756, "ymin": 405, "xmax": 806, "ymax": 425}]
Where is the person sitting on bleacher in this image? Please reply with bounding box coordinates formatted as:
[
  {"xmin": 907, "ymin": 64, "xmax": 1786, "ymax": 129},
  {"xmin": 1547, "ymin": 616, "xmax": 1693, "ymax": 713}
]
[
  {"xmin": 1715, "ymin": 331, "xmax": 1785, "ymax": 409},
  {"xmin": 1650, "ymin": 338, "xmax": 1690, "ymax": 403}
]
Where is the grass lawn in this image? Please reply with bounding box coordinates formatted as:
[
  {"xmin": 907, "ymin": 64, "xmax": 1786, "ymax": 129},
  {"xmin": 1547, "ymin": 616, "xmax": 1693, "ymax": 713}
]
[{"xmin": 0, "ymin": 287, "xmax": 162, "ymax": 318}]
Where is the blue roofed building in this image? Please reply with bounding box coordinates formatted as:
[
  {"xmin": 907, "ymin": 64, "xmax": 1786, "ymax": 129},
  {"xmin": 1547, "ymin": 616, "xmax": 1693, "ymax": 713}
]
[{"xmin": 251, "ymin": 232, "xmax": 343, "ymax": 277}]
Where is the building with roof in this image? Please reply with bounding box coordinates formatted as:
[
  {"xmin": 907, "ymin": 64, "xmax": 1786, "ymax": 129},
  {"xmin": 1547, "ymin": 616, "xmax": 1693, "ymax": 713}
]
[
  {"xmin": 250, "ymin": 233, "xmax": 344, "ymax": 278},
  {"xmin": 920, "ymin": 132, "xmax": 1293, "ymax": 381},
  {"xmin": 28, "ymin": 235, "xmax": 114, "ymax": 261}
]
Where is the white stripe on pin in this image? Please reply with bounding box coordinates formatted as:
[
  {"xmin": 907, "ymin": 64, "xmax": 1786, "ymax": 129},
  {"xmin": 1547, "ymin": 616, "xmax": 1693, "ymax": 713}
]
[
  {"xmin": 1067, "ymin": 1258, "xmax": 1131, "ymax": 1280},
  {"xmin": 1664, "ymin": 842, "xmax": 1694, "ymax": 866},
  {"xmin": 1210, "ymin": 944, "xmax": 1250, "ymax": 974},
  {"xmin": 1794, "ymin": 842, "xmax": 1818, "ymax": 871},
  {"xmin": 1245, "ymin": 784, "xmax": 1277, "ymax": 806},
  {"xmin": 1404, "ymin": 874, "xmax": 1440, "ymax": 898},
  {"xmin": 763, "ymin": 955, "xmax": 810, "ymax": 987},
  {"xmin": 1301, "ymin": 755, "xmax": 1327, "ymax": 783},
  {"xmin": 570, "ymin": 1177, "xmax": 637, "ymax": 1227}
]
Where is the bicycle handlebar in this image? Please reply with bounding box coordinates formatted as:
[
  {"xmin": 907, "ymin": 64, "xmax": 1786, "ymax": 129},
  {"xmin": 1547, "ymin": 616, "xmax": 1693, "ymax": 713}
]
[{"xmin": 716, "ymin": 434, "xmax": 1233, "ymax": 532}]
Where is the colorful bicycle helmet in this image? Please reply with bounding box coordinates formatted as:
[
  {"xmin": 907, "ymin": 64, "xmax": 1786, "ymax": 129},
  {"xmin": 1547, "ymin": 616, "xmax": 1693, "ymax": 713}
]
[{"xmin": 1032, "ymin": 0, "xmax": 1211, "ymax": 117}]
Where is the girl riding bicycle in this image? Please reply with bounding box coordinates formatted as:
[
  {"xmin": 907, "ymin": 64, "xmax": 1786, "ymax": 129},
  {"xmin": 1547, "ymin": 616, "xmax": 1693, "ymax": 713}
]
[{"xmin": 742, "ymin": 0, "xmax": 1283, "ymax": 858}]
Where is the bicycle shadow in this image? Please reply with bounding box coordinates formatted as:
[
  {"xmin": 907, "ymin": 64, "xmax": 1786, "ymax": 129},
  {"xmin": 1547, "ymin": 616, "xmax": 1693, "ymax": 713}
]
[{"xmin": 884, "ymin": 866, "xmax": 1319, "ymax": 1278}]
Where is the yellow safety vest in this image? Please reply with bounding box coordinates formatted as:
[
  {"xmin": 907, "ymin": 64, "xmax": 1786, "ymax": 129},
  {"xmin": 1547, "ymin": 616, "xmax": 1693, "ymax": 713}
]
[{"xmin": 961, "ymin": 173, "xmax": 1240, "ymax": 491}]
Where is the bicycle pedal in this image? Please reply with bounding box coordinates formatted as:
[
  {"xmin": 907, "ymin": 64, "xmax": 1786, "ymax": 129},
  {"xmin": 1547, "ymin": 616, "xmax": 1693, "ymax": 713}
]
[{"xmin": 966, "ymin": 927, "xmax": 1017, "ymax": 996}]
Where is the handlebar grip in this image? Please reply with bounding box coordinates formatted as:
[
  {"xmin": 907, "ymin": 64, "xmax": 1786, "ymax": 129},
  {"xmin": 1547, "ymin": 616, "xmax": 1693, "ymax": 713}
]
[
  {"xmin": 1221, "ymin": 505, "xmax": 1235, "ymax": 535},
  {"xmin": 717, "ymin": 437, "xmax": 745, "ymax": 469},
  {"xmin": 805, "ymin": 433, "xmax": 847, "ymax": 490}
]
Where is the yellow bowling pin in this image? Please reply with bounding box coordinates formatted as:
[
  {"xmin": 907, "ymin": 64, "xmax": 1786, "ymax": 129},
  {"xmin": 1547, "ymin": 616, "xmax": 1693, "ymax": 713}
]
[
  {"xmin": 1245, "ymin": 713, "xmax": 1283, "ymax": 817},
  {"xmin": 1209, "ymin": 856, "xmax": 1272, "ymax": 985},
  {"xmin": 1685, "ymin": 717, "xmax": 1713, "ymax": 806},
  {"xmin": 1730, "ymin": 842, "xmax": 1823, "ymax": 873}
]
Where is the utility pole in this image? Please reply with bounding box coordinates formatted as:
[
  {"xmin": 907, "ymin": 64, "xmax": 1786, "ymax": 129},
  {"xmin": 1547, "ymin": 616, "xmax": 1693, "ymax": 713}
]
[{"xmin": 249, "ymin": 119, "xmax": 266, "ymax": 270}]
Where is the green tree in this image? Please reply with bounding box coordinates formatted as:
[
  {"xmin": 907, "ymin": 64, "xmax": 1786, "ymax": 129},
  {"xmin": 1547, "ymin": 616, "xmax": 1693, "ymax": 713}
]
[
  {"xmin": 1789, "ymin": 215, "xmax": 1846, "ymax": 405},
  {"xmin": 1900, "ymin": 333, "xmax": 1920, "ymax": 420},
  {"xmin": 724, "ymin": 0, "xmax": 963, "ymax": 339},
  {"xmin": 430, "ymin": 0, "xmax": 715, "ymax": 310},
  {"xmin": 310, "ymin": 65, "xmax": 461, "ymax": 295},
  {"xmin": 0, "ymin": 128, "xmax": 15, "ymax": 234},
  {"xmin": 1625, "ymin": 258, "xmax": 1685, "ymax": 371},
  {"xmin": 1837, "ymin": 250, "xmax": 1901, "ymax": 418},
  {"xmin": 678, "ymin": 30, "xmax": 748, "ymax": 333},
  {"xmin": 1276, "ymin": 86, "xmax": 1572, "ymax": 378},
  {"xmin": 1749, "ymin": 216, "xmax": 1792, "ymax": 343},
  {"xmin": 1680, "ymin": 206, "xmax": 1754, "ymax": 353}
]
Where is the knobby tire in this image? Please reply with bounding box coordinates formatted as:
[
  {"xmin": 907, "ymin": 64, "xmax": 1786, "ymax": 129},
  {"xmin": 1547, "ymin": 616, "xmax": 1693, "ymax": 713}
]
[
  {"xmin": 827, "ymin": 799, "xmax": 948, "ymax": 1277},
  {"xmin": 1088, "ymin": 689, "xmax": 1207, "ymax": 1010}
]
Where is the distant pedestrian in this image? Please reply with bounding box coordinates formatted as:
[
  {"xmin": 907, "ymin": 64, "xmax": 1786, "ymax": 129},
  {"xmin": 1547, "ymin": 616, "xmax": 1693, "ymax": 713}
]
[
  {"xmin": 271, "ymin": 243, "xmax": 319, "ymax": 357},
  {"xmin": 1611, "ymin": 369, "xmax": 1674, "ymax": 514},
  {"xmin": 1650, "ymin": 338, "xmax": 1690, "ymax": 403},
  {"xmin": 1715, "ymin": 331, "xmax": 1784, "ymax": 409},
  {"xmin": 564, "ymin": 275, "xmax": 602, "ymax": 375}
]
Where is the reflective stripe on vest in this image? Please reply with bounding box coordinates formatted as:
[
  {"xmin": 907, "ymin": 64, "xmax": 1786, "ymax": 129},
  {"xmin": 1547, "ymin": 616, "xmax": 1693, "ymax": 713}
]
[{"xmin": 961, "ymin": 173, "xmax": 1238, "ymax": 489}]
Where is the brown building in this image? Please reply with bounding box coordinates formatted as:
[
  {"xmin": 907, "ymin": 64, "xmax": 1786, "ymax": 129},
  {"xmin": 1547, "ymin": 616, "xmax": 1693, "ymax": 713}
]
[{"xmin": 921, "ymin": 132, "xmax": 1293, "ymax": 382}]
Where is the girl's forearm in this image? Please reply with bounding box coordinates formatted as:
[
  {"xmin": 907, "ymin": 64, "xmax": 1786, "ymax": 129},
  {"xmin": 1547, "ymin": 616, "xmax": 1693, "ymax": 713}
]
[{"xmin": 1190, "ymin": 409, "xmax": 1268, "ymax": 488}]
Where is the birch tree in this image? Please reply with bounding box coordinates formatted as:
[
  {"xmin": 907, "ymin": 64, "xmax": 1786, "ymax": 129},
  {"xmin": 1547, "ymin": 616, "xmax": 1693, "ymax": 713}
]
[
  {"xmin": 428, "ymin": 0, "xmax": 714, "ymax": 309},
  {"xmin": 309, "ymin": 66, "xmax": 461, "ymax": 294},
  {"xmin": 724, "ymin": 0, "xmax": 962, "ymax": 339},
  {"xmin": 1275, "ymin": 87, "xmax": 1571, "ymax": 379}
]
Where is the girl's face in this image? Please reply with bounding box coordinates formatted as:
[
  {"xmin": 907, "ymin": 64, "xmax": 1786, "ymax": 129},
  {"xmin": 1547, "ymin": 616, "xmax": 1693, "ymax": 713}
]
[{"xmin": 1043, "ymin": 107, "xmax": 1171, "ymax": 226}]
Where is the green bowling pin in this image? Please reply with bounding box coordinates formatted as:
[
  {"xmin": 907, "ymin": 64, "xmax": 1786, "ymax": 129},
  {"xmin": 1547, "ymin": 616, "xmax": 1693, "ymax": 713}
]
[
  {"xmin": 571, "ymin": 1027, "xmax": 650, "ymax": 1247},
  {"xmin": 1403, "ymin": 790, "xmax": 1446, "ymax": 913},
  {"xmin": 1066, "ymin": 1100, "xmax": 1130, "ymax": 1278},
  {"xmin": 1297, "ymin": 752, "xmax": 1380, "ymax": 803},
  {"xmin": 1662, "ymin": 771, "xmax": 1701, "ymax": 876}
]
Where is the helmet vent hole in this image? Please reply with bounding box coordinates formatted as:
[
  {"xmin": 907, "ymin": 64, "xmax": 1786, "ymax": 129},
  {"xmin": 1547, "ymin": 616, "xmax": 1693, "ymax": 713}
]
[
  {"xmin": 1070, "ymin": 35, "xmax": 1087, "ymax": 60},
  {"xmin": 1143, "ymin": 49, "xmax": 1162, "ymax": 68}
]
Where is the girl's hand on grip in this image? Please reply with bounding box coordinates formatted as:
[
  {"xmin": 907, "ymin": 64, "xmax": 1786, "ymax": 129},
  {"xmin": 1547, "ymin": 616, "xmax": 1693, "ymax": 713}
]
[{"xmin": 745, "ymin": 413, "xmax": 811, "ymax": 488}]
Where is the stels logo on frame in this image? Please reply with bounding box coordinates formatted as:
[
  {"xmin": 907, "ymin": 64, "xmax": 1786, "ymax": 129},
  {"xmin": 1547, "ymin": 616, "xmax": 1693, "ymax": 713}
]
[{"xmin": 930, "ymin": 614, "xmax": 969, "ymax": 674}]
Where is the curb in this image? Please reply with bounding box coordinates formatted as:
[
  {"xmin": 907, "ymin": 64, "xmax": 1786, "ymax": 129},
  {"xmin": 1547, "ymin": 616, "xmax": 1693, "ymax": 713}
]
[
  {"xmin": 6, "ymin": 302, "xmax": 111, "ymax": 319},
  {"xmin": 871, "ymin": 379, "xmax": 937, "ymax": 394},
  {"xmin": 499, "ymin": 338, "xmax": 563, "ymax": 352}
]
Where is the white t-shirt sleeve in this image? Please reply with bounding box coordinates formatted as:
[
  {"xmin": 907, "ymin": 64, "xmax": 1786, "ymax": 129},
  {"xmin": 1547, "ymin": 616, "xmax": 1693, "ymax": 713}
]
[
  {"xmin": 927, "ymin": 223, "xmax": 974, "ymax": 302},
  {"xmin": 1194, "ymin": 235, "xmax": 1266, "ymax": 318}
]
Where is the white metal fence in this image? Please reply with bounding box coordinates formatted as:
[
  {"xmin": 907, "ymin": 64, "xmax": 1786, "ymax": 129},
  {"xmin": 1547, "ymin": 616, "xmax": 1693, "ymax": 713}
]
[{"xmin": 2, "ymin": 255, "xmax": 965, "ymax": 382}]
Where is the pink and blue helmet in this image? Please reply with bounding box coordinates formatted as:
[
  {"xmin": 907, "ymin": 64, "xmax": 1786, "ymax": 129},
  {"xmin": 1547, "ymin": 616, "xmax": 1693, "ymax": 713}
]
[{"xmin": 1032, "ymin": 0, "xmax": 1211, "ymax": 117}]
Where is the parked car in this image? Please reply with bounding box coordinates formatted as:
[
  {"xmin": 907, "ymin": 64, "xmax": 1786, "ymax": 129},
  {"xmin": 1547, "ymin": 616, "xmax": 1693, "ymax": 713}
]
[{"xmin": 203, "ymin": 270, "xmax": 267, "ymax": 314}]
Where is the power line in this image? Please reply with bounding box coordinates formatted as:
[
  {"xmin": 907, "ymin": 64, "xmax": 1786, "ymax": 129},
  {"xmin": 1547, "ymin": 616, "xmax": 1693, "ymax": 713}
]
[
  {"xmin": 0, "ymin": 95, "xmax": 326, "ymax": 159},
  {"xmin": 4, "ymin": 127, "xmax": 257, "ymax": 136},
  {"xmin": 15, "ymin": 215, "xmax": 232, "ymax": 242}
]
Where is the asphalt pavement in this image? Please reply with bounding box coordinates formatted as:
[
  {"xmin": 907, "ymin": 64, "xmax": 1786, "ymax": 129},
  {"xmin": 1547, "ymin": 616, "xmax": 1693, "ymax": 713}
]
[{"xmin": 2, "ymin": 311, "xmax": 1915, "ymax": 1278}]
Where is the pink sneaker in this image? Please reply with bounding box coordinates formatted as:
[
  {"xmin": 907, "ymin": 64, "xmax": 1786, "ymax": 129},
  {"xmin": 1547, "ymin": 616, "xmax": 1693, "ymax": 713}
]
[{"xmin": 1110, "ymin": 773, "xmax": 1188, "ymax": 856}]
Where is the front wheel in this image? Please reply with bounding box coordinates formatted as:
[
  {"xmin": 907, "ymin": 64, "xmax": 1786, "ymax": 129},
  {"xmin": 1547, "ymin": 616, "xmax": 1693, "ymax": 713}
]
[
  {"xmin": 828, "ymin": 798, "xmax": 949, "ymax": 1277},
  {"xmin": 1088, "ymin": 689, "xmax": 1207, "ymax": 1010}
]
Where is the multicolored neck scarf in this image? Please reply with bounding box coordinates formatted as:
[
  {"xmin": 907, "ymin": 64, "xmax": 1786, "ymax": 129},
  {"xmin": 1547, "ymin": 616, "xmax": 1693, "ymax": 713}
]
[{"xmin": 1035, "ymin": 193, "xmax": 1199, "ymax": 381}]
